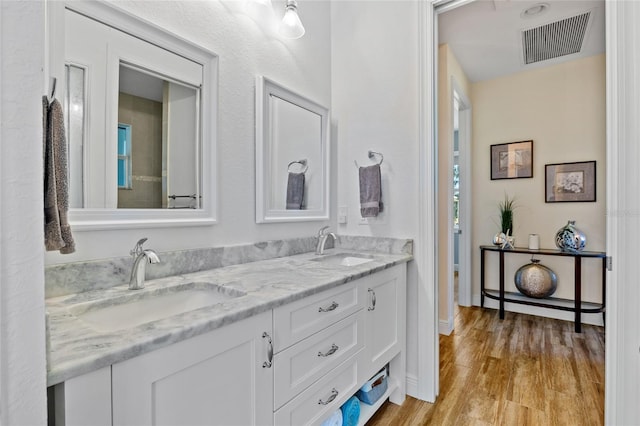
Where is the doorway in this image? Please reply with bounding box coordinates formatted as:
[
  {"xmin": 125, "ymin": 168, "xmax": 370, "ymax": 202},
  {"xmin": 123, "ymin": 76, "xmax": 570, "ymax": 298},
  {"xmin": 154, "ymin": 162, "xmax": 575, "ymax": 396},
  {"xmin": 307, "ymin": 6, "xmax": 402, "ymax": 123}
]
[{"xmin": 419, "ymin": 0, "xmax": 609, "ymax": 407}]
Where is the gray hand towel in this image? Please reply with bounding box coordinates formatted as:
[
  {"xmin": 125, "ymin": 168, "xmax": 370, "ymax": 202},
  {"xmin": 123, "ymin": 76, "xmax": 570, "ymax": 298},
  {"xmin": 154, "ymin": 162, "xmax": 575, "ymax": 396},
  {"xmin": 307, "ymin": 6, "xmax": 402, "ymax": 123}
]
[
  {"xmin": 359, "ymin": 164, "xmax": 383, "ymax": 217},
  {"xmin": 286, "ymin": 172, "xmax": 305, "ymax": 210},
  {"xmin": 43, "ymin": 96, "xmax": 75, "ymax": 254}
]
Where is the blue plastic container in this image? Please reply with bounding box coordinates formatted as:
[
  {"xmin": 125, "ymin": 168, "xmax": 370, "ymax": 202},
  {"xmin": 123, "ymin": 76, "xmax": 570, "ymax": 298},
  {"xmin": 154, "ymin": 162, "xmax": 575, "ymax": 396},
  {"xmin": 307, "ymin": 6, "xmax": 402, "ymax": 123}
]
[{"xmin": 356, "ymin": 369, "xmax": 388, "ymax": 405}]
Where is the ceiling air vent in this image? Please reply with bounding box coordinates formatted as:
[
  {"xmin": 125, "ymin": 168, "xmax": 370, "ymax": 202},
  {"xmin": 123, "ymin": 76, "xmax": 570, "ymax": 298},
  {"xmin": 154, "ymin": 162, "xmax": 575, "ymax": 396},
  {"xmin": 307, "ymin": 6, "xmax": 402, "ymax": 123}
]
[{"xmin": 522, "ymin": 11, "xmax": 591, "ymax": 65}]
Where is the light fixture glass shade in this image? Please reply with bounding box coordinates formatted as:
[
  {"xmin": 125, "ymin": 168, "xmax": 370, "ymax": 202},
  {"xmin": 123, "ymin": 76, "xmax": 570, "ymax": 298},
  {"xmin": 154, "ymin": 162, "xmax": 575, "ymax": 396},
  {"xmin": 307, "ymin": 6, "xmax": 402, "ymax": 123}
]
[{"xmin": 279, "ymin": 0, "xmax": 305, "ymax": 39}]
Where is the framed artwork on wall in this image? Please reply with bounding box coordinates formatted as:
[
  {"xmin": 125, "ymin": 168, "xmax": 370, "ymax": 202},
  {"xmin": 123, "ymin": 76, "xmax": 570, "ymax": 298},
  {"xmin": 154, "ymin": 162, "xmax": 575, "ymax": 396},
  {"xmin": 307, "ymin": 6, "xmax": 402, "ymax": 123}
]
[
  {"xmin": 545, "ymin": 161, "xmax": 596, "ymax": 202},
  {"xmin": 490, "ymin": 140, "xmax": 533, "ymax": 180}
]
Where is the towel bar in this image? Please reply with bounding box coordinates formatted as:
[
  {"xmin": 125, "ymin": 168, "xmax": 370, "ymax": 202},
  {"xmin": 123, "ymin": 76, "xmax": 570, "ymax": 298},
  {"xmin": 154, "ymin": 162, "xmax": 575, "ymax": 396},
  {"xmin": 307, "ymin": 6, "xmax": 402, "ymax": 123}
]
[
  {"xmin": 354, "ymin": 150, "xmax": 383, "ymax": 168},
  {"xmin": 168, "ymin": 194, "xmax": 200, "ymax": 199}
]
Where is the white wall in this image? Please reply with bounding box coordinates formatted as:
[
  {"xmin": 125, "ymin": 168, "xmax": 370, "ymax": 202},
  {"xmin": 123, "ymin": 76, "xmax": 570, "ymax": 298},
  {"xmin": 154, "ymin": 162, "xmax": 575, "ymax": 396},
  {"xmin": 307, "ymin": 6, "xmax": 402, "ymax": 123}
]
[
  {"xmin": 331, "ymin": 0, "xmax": 422, "ymax": 393},
  {"xmin": 0, "ymin": 1, "xmax": 48, "ymax": 424},
  {"xmin": 471, "ymin": 54, "xmax": 606, "ymax": 313},
  {"xmin": 45, "ymin": 0, "xmax": 334, "ymax": 264}
]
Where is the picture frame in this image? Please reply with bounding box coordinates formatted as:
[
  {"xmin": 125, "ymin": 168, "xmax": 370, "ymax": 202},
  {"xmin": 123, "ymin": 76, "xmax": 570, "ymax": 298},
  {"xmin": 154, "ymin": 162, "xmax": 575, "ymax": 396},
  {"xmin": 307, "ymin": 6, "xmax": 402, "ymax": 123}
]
[
  {"xmin": 490, "ymin": 140, "xmax": 533, "ymax": 180},
  {"xmin": 545, "ymin": 161, "xmax": 596, "ymax": 203}
]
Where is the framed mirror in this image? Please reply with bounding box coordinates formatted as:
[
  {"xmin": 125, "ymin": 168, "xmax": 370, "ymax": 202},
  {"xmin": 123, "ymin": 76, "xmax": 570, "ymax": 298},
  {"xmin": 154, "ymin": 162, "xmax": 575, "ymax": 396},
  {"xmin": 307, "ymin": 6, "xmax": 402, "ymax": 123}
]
[
  {"xmin": 255, "ymin": 76, "xmax": 330, "ymax": 223},
  {"xmin": 50, "ymin": 1, "xmax": 217, "ymax": 230}
]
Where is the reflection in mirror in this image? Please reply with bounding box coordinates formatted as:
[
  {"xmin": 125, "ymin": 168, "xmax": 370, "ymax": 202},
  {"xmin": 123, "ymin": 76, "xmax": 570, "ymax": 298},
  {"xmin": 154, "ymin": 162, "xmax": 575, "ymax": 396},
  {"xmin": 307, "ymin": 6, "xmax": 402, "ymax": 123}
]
[
  {"xmin": 116, "ymin": 65, "xmax": 200, "ymax": 209},
  {"xmin": 271, "ymin": 95, "xmax": 322, "ymax": 210},
  {"xmin": 53, "ymin": 2, "xmax": 217, "ymax": 229},
  {"xmin": 256, "ymin": 76, "xmax": 330, "ymax": 223},
  {"xmin": 66, "ymin": 62, "xmax": 201, "ymax": 210},
  {"xmin": 65, "ymin": 64, "xmax": 86, "ymax": 209}
]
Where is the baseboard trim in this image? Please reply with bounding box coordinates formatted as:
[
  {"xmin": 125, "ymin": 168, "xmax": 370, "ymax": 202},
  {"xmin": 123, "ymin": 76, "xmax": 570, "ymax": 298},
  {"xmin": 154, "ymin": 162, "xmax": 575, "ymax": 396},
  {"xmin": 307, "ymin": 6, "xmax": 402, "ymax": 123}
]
[
  {"xmin": 439, "ymin": 318, "xmax": 453, "ymax": 335},
  {"xmin": 406, "ymin": 373, "xmax": 419, "ymax": 398},
  {"xmin": 472, "ymin": 294, "xmax": 605, "ymax": 327}
]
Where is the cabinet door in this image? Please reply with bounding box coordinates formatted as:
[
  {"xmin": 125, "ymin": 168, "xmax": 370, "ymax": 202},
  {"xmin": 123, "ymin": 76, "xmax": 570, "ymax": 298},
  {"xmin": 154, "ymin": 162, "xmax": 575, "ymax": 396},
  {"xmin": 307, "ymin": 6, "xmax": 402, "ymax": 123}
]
[
  {"xmin": 363, "ymin": 265, "xmax": 406, "ymax": 379},
  {"xmin": 53, "ymin": 366, "xmax": 112, "ymax": 426},
  {"xmin": 112, "ymin": 310, "xmax": 273, "ymax": 426}
]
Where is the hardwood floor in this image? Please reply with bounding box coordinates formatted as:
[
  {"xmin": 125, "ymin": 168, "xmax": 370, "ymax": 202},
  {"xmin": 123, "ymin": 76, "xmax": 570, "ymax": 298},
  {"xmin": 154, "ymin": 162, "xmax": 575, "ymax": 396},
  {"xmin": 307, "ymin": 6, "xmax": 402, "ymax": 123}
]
[{"xmin": 367, "ymin": 305, "xmax": 605, "ymax": 425}]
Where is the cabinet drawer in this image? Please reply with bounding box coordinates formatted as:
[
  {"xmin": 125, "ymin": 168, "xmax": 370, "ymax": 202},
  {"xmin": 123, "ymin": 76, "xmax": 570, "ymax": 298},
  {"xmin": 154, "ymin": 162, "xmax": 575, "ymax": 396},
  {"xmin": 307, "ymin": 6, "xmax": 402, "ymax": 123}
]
[
  {"xmin": 274, "ymin": 311, "xmax": 364, "ymax": 410},
  {"xmin": 273, "ymin": 282, "xmax": 364, "ymax": 352},
  {"xmin": 274, "ymin": 355, "xmax": 359, "ymax": 426}
]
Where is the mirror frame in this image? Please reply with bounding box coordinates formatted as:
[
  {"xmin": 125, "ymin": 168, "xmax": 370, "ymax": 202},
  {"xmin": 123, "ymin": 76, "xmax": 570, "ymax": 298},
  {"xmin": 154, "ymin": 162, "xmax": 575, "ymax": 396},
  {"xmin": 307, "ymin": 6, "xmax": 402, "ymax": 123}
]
[
  {"xmin": 48, "ymin": 1, "xmax": 218, "ymax": 230},
  {"xmin": 255, "ymin": 76, "xmax": 330, "ymax": 223}
]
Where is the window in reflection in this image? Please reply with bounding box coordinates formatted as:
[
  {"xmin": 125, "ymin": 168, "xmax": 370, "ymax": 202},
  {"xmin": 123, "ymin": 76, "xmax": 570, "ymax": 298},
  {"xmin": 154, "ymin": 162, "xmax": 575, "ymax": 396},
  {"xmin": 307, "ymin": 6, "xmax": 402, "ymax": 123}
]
[{"xmin": 117, "ymin": 124, "xmax": 132, "ymax": 190}]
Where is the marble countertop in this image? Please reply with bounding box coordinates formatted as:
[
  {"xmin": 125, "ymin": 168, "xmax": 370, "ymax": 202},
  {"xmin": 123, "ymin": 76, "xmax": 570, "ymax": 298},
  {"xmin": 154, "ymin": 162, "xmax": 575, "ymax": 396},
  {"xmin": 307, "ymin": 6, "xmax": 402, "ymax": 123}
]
[{"xmin": 46, "ymin": 249, "xmax": 412, "ymax": 386}]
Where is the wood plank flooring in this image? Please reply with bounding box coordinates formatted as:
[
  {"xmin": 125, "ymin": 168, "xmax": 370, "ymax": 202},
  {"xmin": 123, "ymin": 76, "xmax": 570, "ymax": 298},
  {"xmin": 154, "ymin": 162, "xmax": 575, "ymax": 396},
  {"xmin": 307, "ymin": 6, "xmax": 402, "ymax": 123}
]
[{"xmin": 367, "ymin": 305, "xmax": 605, "ymax": 425}]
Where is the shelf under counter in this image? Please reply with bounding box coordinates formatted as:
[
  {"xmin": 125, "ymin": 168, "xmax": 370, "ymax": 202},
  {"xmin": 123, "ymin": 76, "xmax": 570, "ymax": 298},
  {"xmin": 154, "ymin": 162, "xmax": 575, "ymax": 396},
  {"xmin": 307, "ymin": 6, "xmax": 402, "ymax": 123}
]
[{"xmin": 357, "ymin": 376, "xmax": 399, "ymax": 426}]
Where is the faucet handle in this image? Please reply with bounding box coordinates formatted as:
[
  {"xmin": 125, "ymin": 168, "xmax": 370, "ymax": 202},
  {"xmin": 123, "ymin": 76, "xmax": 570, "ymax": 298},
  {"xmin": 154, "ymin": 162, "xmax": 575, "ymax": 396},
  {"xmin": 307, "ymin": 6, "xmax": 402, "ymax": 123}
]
[
  {"xmin": 317, "ymin": 226, "xmax": 330, "ymax": 237},
  {"xmin": 131, "ymin": 238, "xmax": 149, "ymax": 257}
]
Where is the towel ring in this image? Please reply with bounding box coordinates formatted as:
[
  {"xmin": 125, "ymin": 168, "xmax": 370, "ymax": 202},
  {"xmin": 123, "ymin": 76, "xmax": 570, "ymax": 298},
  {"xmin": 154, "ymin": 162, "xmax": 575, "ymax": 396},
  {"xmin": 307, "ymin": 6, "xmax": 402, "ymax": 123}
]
[
  {"xmin": 288, "ymin": 159, "xmax": 308, "ymax": 174},
  {"xmin": 354, "ymin": 150, "xmax": 384, "ymax": 168}
]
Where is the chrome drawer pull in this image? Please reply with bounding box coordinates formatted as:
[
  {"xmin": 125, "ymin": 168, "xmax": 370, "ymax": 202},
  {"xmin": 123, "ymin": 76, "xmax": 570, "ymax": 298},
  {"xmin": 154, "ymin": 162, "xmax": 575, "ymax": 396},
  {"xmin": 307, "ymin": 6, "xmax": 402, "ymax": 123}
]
[
  {"xmin": 318, "ymin": 301, "xmax": 339, "ymax": 313},
  {"xmin": 318, "ymin": 344, "xmax": 339, "ymax": 357},
  {"xmin": 368, "ymin": 288, "xmax": 376, "ymax": 311},
  {"xmin": 262, "ymin": 332, "xmax": 273, "ymax": 368},
  {"xmin": 318, "ymin": 388, "xmax": 339, "ymax": 405}
]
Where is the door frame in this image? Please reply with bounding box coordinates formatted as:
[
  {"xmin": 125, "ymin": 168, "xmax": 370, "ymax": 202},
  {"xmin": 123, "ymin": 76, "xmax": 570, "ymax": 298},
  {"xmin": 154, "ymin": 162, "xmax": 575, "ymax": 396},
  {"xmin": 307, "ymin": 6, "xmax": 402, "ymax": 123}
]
[
  {"xmin": 418, "ymin": 0, "xmax": 623, "ymax": 416},
  {"xmin": 451, "ymin": 79, "xmax": 472, "ymax": 309}
]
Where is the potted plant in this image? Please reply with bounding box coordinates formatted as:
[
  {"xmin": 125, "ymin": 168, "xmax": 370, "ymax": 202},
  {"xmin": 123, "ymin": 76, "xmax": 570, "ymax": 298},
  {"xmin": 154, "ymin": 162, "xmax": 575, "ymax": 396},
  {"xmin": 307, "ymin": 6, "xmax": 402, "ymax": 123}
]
[{"xmin": 493, "ymin": 194, "xmax": 516, "ymax": 248}]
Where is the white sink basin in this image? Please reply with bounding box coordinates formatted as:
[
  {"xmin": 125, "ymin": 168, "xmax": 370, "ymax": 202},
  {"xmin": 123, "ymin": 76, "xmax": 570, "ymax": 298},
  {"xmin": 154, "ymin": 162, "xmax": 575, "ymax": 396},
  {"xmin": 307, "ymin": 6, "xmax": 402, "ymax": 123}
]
[
  {"xmin": 312, "ymin": 253, "xmax": 374, "ymax": 267},
  {"xmin": 70, "ymin": 283, "xmax": 245, "ymax": 332}
]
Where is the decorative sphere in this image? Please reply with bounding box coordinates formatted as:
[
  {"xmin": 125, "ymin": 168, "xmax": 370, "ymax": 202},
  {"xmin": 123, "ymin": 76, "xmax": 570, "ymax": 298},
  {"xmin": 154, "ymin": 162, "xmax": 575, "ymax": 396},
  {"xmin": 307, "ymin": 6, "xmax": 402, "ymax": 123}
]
[{"xmin": 515, "ymin": 260, "xmax": 558, "ymax": 298}]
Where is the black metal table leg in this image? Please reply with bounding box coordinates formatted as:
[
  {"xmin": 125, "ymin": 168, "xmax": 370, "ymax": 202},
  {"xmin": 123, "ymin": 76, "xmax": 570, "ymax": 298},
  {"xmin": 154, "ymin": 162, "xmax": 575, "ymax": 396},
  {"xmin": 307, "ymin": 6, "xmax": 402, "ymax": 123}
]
[
  {"xmin": 499, "ymin": 250, "xmax": 505, "ymax": 319},
  {"xmin": 480, "ymin": 248, "xmax": 485, "ymax": 307},
  {"xmin": 575, "ymin": 256, "xmax": 582, "ymax": 333}
]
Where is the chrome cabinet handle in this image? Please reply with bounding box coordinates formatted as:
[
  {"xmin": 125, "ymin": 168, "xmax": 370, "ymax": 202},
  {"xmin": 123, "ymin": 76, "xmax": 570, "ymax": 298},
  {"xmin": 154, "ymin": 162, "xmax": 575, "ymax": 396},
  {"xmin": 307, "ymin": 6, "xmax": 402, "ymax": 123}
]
[
  {"xmin": 262, "ymin": 332, "xmax": 273, "ymax": 368},
  {"xmin": 368, "ymin": 288, "xmax": 376, "ymax": 311},
  {"xmin": 318, "ymin": 388, "xmax": 339, "ymax": 405},
  {"xmin": 318, "ymin": 343, "xmax": 339, "ymax": 357},
  {"xmin": 318, "ymin": 301, "xmax": 339, "ymax": 313}
]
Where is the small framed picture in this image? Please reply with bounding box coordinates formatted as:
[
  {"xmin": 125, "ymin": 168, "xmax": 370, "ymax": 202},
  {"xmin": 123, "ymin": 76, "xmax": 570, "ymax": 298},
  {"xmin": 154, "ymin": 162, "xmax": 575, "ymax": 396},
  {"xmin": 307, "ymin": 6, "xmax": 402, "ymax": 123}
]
[
  {"xmin": 545, "ymin": 161, "xmax": 596, "ymax": 202},
  {"xmin": 490, "ymin": 140, "xmax": 533, "ymax": 180}
]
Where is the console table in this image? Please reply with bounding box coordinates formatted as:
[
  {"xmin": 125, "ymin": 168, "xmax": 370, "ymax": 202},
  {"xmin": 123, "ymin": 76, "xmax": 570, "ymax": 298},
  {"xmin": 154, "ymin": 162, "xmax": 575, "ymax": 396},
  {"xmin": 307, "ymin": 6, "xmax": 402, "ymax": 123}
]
[{"xmin": 479, "ymin": 245, "xmax": 607, "ymax": 333}]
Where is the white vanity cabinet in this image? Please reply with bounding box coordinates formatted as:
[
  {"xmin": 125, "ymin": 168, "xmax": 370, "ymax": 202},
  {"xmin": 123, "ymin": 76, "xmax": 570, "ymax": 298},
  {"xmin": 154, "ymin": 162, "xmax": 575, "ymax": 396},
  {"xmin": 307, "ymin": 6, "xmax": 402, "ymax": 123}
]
[
  {"xmin": 111, "ymin": 310, "xmax": 274, "ymax": 426},
  {"xmin": 50, "ymin": 262, "xmax": 408, "ymax": 426}
]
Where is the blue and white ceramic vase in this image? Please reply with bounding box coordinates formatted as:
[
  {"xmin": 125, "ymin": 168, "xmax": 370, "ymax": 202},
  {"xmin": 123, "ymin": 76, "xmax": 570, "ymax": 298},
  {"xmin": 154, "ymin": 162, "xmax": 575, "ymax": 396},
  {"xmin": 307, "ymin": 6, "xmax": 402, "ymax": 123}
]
[{"xmin": 555, "ymin": 220, "xmax": 587, "ymax": 252}]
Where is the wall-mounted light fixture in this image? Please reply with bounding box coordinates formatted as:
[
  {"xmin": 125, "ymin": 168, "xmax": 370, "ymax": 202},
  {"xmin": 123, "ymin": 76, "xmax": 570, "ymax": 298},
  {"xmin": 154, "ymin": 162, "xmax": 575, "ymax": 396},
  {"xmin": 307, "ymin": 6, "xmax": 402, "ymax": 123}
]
[{"xmin": 279, "ymin": 0, "xmax": 305, "ymax": 39}]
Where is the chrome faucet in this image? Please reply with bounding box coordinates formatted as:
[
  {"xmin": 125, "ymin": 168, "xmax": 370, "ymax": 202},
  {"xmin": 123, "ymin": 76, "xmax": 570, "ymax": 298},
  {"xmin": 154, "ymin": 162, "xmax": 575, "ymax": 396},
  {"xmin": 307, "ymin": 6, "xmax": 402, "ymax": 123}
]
[
  {"xmin": 129, "ymin": 238, "xmax": 161, "ymax": 290},
  {"xmin": 315, "ymin": 226, "xmax": 337, "ymax": 255}
]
